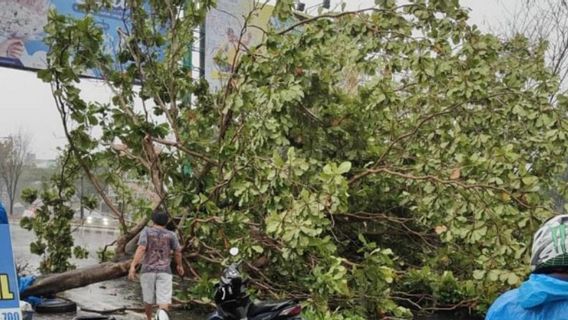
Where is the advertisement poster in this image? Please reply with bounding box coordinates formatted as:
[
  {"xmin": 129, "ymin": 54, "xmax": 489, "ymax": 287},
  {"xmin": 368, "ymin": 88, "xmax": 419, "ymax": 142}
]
[
  {"xmin": 0, "ymin": 202, "xmax": 22, "ymax": 319},
  {"xmin": 204, "ymin": 0, "xmax": 253, "ymax": 91},
  {"xmin": 0, "ymin": 0, "xmax": 130, "ymax": 77},
  {"xmin": 204, "ymin": 0, "xmax": 305, "ymax": 91},
  {"xmin": 205, "ymin": 0, "xmax": 279, "ymax": 91}
]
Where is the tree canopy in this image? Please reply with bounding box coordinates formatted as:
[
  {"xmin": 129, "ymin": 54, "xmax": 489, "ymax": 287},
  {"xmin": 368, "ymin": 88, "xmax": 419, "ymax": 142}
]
[{"xmin": 31, "ymin": 0, "xmax": 568, "ymax": 318}]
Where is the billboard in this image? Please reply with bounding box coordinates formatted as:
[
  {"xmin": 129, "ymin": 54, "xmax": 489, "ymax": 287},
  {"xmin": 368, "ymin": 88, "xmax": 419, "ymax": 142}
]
[
  {"xmin": 0, "ymin": 202, "xmax": 22, "ymax": 319},
  {"xmin": 205, "ymin": 0, "xmax": 256, "ymax": 90},
  {"xmin": 204, "ymin": 0, "xmax": 306, "ymax": 90},
  {"xmin": 206, "ymin": 0, "xmax": 297, "ymax": 90},
  {"xmin": 0, "ymin": 0, "xmax": 131, "ymax": 77},
  {"xmin": 0, "ymin": 0, "xmax": 195, "ymax": 78}
]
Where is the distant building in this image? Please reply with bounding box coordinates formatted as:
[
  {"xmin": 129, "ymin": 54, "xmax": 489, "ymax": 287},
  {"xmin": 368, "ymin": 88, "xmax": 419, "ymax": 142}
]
[
  {"xmin": 25, "ymin": 153, "xmax": 37, "ymax": 164},
  {"xmin": 34, "ymin": 159, "xmax": 57, "ymax": 169}
]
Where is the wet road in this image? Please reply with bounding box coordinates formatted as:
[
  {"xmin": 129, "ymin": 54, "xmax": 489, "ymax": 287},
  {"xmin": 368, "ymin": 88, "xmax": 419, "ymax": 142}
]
[{"xmin": 10, "ymin": 224, "xmax": 201, "ymax": 320}]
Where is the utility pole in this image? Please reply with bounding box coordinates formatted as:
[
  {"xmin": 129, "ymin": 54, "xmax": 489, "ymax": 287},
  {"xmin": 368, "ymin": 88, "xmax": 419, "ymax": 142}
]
[
  {"xmin": 199, "ymin": 21, "xmax": 206, "ymax": 79},
  {"xmin": 80, "ymin": 175, "xmax": 84, "ymax": 220},
  {"xmin": 0, "ymin": 137, "xmax": 7, "ymax": 206}
]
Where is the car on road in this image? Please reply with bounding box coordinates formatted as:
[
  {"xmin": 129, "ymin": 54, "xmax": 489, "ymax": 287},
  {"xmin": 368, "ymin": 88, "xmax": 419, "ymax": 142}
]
[{"xmin": 81, "ymin": 210, "xmax": 112, "ymax": 227}]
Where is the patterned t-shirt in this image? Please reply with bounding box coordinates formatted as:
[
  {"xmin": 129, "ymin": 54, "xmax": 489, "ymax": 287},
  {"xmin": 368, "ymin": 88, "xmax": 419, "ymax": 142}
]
[{"xmin": 138, "ymin": 226, "xmax": 181, "ymax": 274}]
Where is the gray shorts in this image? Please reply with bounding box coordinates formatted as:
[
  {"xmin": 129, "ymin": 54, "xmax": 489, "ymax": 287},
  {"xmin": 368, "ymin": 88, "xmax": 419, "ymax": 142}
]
[{"xmin": 140, "ymin": 272, "xmax": 173, "ymax": 305}]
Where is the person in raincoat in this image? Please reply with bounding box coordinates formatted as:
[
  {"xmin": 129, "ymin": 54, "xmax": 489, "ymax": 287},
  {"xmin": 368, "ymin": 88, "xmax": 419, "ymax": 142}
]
[{"xmin": 486, "ymin": 215, "xmax": 568, "ymax": 319}]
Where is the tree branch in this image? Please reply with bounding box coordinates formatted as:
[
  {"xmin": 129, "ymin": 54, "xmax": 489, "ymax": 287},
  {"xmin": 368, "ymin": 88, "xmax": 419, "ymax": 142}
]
[
  {"xmin": 150, "ymin": 137, "xmax": 219, "ymax": 165},
  {"xmin": 359, "ymin": 167, "xmax": 533, "ymax": 209}
]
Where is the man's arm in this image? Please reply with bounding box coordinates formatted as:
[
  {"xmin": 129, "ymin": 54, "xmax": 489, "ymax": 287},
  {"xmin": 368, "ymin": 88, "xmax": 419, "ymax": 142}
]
[
  {"xmin": 171, "ymin": 233, "xmax": 184, "ymax": 277},
  {"xmin": 128, "ymin": 245, "xmax": 146, "ymax": 280},
  {"xmin": 174, "ymin": 249, "xmax": 184, "ymax": 277}
]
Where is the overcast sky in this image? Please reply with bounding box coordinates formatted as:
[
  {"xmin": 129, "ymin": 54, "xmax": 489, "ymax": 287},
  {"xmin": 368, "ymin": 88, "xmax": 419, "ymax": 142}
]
[{"xmin": 0, "ymin": 0, "xmax": 518, "ymax": 159}]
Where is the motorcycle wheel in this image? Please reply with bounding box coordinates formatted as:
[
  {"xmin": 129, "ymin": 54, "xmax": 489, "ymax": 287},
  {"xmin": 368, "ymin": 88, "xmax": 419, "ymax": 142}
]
[
  {"xmin": 207, "ymin": 311, "xmax": 223, "ymax": 320},
  {"xmin": 35, "ymin": 298, "xmax": 77, "ymax": 313}
]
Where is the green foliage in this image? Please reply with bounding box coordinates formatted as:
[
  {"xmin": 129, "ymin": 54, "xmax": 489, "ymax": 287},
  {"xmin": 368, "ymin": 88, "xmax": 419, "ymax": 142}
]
[
  {"xmin": 20, "ymin": 151, "xmax": 88, "ymax": 273},
  {"xmin": 38, "ymin": 0, "xmax": 568, "ymax": 318},
  {"xmin": 97, "ymin": 247, "xmax": 115, "ymax": 263},
  {"xmin": 274, "ymin": 0, "xmax": 295, "ymax": 19},
  {"xmin": 81, "ymin": 195, "xmax": 98, "ymax": 210}
]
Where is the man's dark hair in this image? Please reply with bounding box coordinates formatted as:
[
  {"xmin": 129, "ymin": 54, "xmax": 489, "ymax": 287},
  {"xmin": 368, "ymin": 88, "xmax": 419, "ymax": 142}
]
[{"xmin": 152, "ymin": 211, "xmax": 169, "ymax": 226}]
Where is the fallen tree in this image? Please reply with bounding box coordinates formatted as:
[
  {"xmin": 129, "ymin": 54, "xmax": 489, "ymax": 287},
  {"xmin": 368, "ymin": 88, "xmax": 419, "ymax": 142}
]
[
  {"xmin": 21, "ymin": 261, "xmax": 131, "ymax": 298},
  {"xmin": 24, "ymin": 0, "xmax": 568, "ymax": 319}
]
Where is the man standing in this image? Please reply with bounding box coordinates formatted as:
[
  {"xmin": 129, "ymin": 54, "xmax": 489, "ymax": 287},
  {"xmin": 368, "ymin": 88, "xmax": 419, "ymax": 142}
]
[{"xmin": 129, "ymin": 211, "xmax": 184, "ymax": 320}]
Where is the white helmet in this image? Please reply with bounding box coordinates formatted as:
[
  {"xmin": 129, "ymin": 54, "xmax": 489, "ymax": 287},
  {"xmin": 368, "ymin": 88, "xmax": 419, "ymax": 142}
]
[
  {"xmin": 155, "ymin": 309, "xmax": 170, "ymax": 320},
  {"xmin": 530, "ymin": 214, "xmax": 568, "ymax": 272}
]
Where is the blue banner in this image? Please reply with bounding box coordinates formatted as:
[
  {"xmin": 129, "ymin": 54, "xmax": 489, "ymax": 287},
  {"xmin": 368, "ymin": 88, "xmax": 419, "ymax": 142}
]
[
  {"xmin": 0, "ymin": 202, "xmax": 21, "ymax": 319},
  {"xmin": 0, "ymin": 1, "xmax": 192, "ymax": 78},
  {"xmin": 0, "ymin": 0, "xmax": 129, "ymax": 77}
]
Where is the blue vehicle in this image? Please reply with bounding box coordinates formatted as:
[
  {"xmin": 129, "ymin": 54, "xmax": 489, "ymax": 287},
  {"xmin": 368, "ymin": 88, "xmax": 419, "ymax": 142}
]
[{"xmin": 0, "ymin": 202, "xmax": 25, "ymax": 319}]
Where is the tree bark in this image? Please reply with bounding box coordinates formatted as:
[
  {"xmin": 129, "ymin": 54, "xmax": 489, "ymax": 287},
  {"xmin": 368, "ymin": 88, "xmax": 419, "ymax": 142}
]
[
  {"xmin": 8, "ymin": 194, "xmax": 14, "ymax": 216},
  {"xmin": 114, "ymin": 217, "xmax": 148, "ymax": 261},
  {"xmin": 21, "ymin": 260, "xmax": 131, "ymax": 298}
]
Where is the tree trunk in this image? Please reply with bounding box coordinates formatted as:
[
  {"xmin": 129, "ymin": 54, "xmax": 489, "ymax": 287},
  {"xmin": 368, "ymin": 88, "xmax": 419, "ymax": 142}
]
[
  {"xmin": 8, "ymin": 190, "xmax": 14, "ymax": 216},
  {"xmin": 21, "ymin": 260, "xmax": 131, "ymax": 298},
  {"xmin": 114, "ymin": 217, "xmax": 148, "ymax": 261}
]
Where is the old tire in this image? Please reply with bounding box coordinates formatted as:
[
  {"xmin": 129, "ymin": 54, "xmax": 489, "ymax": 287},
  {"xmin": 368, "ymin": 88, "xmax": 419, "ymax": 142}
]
[{"xmin": 35, "ymin": 298, "xmax": 77, "ymax": 313}]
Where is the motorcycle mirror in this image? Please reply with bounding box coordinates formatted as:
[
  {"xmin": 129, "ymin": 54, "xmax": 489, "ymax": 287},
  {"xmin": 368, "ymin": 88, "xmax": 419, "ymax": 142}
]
[{"xmin": 229, "ymin": 247, "xmax": 239, "ymax": 256}]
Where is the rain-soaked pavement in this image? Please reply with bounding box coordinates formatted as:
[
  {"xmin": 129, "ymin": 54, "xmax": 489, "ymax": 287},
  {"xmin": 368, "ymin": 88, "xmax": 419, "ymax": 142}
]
[{"xmin": 10, "ymin": 223, "xmax": 202, "ymax": 320}]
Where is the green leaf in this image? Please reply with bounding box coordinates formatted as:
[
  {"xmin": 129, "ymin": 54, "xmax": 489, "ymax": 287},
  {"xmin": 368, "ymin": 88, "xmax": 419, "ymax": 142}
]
[
  {"xmin": 488, "ymin": 270, "xmax": 500, "ymax": 282},
  {"xmin": 473, "ymin": 270, "xmax": 485, "ymax": 280},
  {"xmin": 252, "ymin": 245, "xmax": 264, "ymax": 254},
  {"xmin": 507, "ymin": 273, "xmax": 520, "ymax": 285},
  {"xmin": 522, "ymin": 176, "xmax": 538, "ymax": 186},
  {"xmin": 337, "ymin": 161, "xmax": 352, "ymax": 174}
]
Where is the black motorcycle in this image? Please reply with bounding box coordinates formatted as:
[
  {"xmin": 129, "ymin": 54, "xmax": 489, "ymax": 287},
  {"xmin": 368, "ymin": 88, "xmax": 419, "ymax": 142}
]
[{"xmin": 208, "ymin": 248, "xmax": 303, "ymax": 320}]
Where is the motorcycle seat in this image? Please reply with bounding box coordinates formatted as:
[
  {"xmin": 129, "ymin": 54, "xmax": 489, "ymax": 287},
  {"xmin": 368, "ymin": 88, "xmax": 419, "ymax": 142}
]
[{"xmin": 248, "ymin": 300, "xmax": 295, "ymax": 316}]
